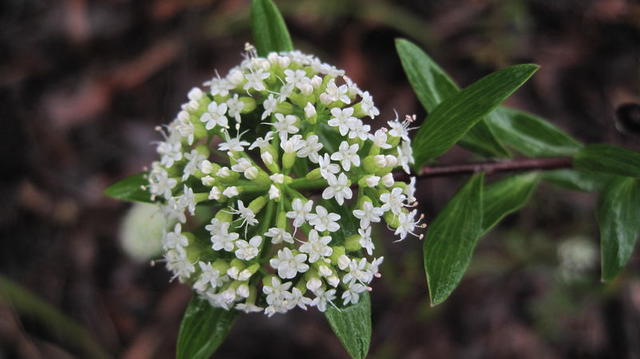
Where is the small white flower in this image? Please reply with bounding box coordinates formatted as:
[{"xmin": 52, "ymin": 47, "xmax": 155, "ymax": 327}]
[
  {"xmin": 358, "ymin": 226, "xmax": 375, "ymax": 256},
  {"xmin": 348, "ymin": 119, "xmax": 371, "ymax": 141},
  {"xmin": 320, "ymin": 79, "xmax": 350, "ymax": 105},
  {"xmin": 341, "ymin": 282, "xmax": 367, "ymax": 306},
  {"xmin": 296, "ymin": 135, "xmax": 323, "ymax": 163},
  {"xmin": 322, "ymin": 173, "xmax": 353, "ymax": 205},
  {"xmin": 331, "ymin": 141, "xmax": 360, "ymax": 171},
  {"xmin": 222, "ymin": 186, "xmax": 239, "ymax": 198},
  {"xmin": 157, "ymin": 141, "xmax": 182, "ymax": 168},
  {"xmin": 249, "ymin": 131, "xmax": 274, "ymax": 150},
  {"xmin": 308, "ymin": 205, "xmax": 341, "ymax": 232},
  {"xmin": 395, "ymin": 209, "xmax": 422, "ymax": 241},
  {"xmin": 272, "ymin": 113, "xmax": 299, "ymax": 140},
  {"xmin": 398, "ymin": 139, "xmax": 415, "ymax": 174},
  {"xmin": 261, "ymin": 94, "xmax": 278, "ymax": 120},
  {"xmin": 379, "ymin": 187, "xmax": 406, "ymax": 215},
  {"xmin": 359, "ymin": 91, "xmax": 379, "ymax": 118},
  {"xmin": 175, "ymin": 111, "xmax": 195, "ymax": 145},
  {"xmin": 304, "ymin": 102, "xmax": 316, "ymax": 119},
  {"xmin": 200, "ymin": 102, "xmax": 229, "ymax": 130},
  {"xmin": 388, "ymin": 117, "xmax": 411, "ymax": 142},
  {"xmin": 178, "ymin": 185, "xmax": 196, "ymax": 215},
  {"xmin": 269, "ymin": 248, "xmax": 309, "ymax": 279},
  {"xmin": 235, "ymin": 236, "xmax": 262, "ymax": 260},
  {"xmin": 299, "ymin": 230, "xmax": 333, "ymax": 263},
  {"xmin": 343, "ymin": 258, "xmax": 372, "ymax": 285},
  {"xmin": 405, "ymin": 177, "xmax": 417, "ymax": 202},
  {"xmin": 210, "ymin": 222, "xmax": 239, "ymax": 252},
  {"xmin": 236, "ymin": 302, "xmax": 264, "ymax": 313},
  {"xmin": 270, "ymin": 173, "xmax": 284, "ymax": 184},
  {"xmin": 370, "ymin": 128, "xmax": 392, "ymax": 149},
  {"xmin": 381, "ymin": 173, "xmax": 395, "ymax": 187},
  {"xmin": 286, "ymin": 198, "xmax": 314, "ymax": 227},
  {"xmin": 218, "ymin": 132, "xmax": 250, "ymax": 152},
  {"xmin": 364, "ymin": 175, "xmax": 381, "ymax": 188},
  {"xmin": 182, "ymin": 150, "xmax": 206, "ymax": 181},
  {"xmin": 281, "ymin": 134, "xmax": 306, "ymax": 154},
  {"xmin": 243, "ymin": 69, "xmax": 270, "ymax": 91},
  {"xmin": 226, "ymin": 94, "xmax": 245, "ymax": 122},
  {"xmin": 165, "ymin": 249, "xmax": 195, "ymax": 281},
  {"xmin": 268, "ymin": 184, "xmax": 280, "ymax": 200},
  {"xmin": 163, "ymin": 223, "xmax": 188, "ymax": 252},
  {"xmin": 233, "ymin": 200, "xmax": 258, "ymax": 227},
  {"xmin": 287, "ymin": 287, "xmax": 313, "ymax": 310},
  {"xmin": 318, "ymin": 153, "xmax": 340, "ymax": 179},
  {"xmin": 263, "ymin": 277, "xmax": 292, "ymax": 316},
  {"xmin": 311, "ymin": 287, "xmax": 337, "ymax": 312},
  {"xmin": 193, "ymin": 261, "xmax": 225, "ymax": 292},
  {"xmin": 328, "ymin": 107, "xmax": 356, "ymax": 136},
  {"xmin": 353, "ymin": 201, "xmax": 384, "ymax": 228},
  {"xmin": 265, "ymin": 227, "xmax": 294, "ymax": 244}
]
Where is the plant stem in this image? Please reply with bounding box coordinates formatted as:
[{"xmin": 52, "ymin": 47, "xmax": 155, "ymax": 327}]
[{"xmin": 405, "ymin": 156, "xmax": 573, "ymax": 180}]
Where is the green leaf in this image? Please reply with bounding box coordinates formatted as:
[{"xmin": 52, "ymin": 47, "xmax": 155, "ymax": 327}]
[
  {"xmin": 487, "ymin": 107, "xmax": 583, "ymax": 157},
  {"xmin": 482, "ymin": 173, "xmax": 539, "ymax": 235},
  {"xmin": 543, "ymin": 169, "xmax": 613, "ymax": 192},
  {"xmin": 395, "ymin": 38, "xmax": 510, "ymax": 158},
  {"xmin": 598, "ymin": 177, "xmax": 640, "ymax": 281},
  {"xmin": 324, "ymin": 292, "xmax": 372, "ymax": 359},
  {"xmin": 424, "ymin": 174, "xmax": 484, "ymax": 305},
  {"xmin": 251, "ymin": 0, "xmax": 293, "ymax": 56},
  {"xmin": 412, "ymin": 64, "xmax": 539, "ymax": 167},
  {"xmin": 104, "ymin": 173, "xmax": 152, "ymax": 203},
  {"xmin": 176, "ymin": 296, "xmax": 238, "ymax": 359},
  {"xmin": 574, "ymin": 144, "xmax": 640, "ymax": 178}
]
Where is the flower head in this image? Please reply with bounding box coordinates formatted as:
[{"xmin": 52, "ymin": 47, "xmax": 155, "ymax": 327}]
[{"xmin": 145, "ymin": 47, "xmax": 423, "ymax": 316}]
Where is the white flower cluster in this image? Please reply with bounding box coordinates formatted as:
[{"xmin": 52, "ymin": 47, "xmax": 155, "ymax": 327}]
[{"xmin": 147, "ymin": 46, "xmax": 424, "ymax": 316}]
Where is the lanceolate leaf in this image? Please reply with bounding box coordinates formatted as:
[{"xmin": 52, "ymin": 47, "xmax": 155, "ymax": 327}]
[
  {"xmin": 395, "ymin": 38, "xmax": 510, "ymax": 158},
  {"xmin": 574, "ymin": 144, "xmax": 640, "ymax": 178},
  {"xmin": 482, "ymin": 173, "xmax": 539, "ymax": 235},
  {"xmin": 176, "ymin": 296, "xmax": 238, "ymax": 359},
  {"xmin": 598, "ymin": 177, "xmax": 640, "ymax": 281},
  {"xmin": 104, "ymin": 173, "xmax": 152, "ymax": 203},
  {"xmin": 324, "ymin": 292, "xmax": 372, "ymax": 359},
  {"xmin": 251, "ymin": 0, "xmax": 293, "ymax": 56},
  {"xmin": 412, "ymin": 64, "xmax": 539, "ymax": 167},
  {"xmin": 424, "ymin": 174, "xmax": 484, "ymax": 305},
  {"xmin": 487, "ymin": 107, "xmax": 583, "ymax": 157},
  {"xmin": 543, "ymin": 169, "xmax": 613, "ymax": 193}
]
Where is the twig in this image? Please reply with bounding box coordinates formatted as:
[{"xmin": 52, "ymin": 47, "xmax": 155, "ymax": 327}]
[{"xmin": 410, "ymin": 156, "xmax": 573, "ymax": 179}]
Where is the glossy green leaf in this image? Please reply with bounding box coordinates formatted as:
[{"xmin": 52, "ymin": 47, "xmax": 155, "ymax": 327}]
[
  {"xmin": 487, "ymin": 107, "xmax": 583, "ymax": 157},
  {"xmin": 598, "ymin": 177, "xmax": 640, "ymax": 281},
  {"xmin": 543, "ymin": 169, "xmax": 613, "ymax": 192},
  {"xmin": 251, "ymin": 0, "xmax": 293, "ymax": 56},
  {"xmin": 104, "ymin": 173, "xmax": 152, "ymax": 203},
  {"xmin": 176, "ymin": 296, "xmax": 238, "ymax": 359},
  {"xmin": 395, "ymin": 38, "xmax": 510, "ymax": 158},
  {"xmin": 324, "ymin": 292, "xmax": 372, "ymax": 359},
  {"xmin": 412, "ymin": 64, "xmax": 539, "ymax": 167},
  {"xmin": 482, "ymin": 173, "xmax": 539, "ymax": 235},
  {"xmin": 424, "ymin": 174, "xmax": 484, "ymax": 305},
  {"xmin": 574, "ymin": 144, "xmax": 640, "ymax": 178}
]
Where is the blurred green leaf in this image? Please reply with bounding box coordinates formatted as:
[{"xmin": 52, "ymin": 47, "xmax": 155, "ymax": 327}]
[
  {"xmin": 251, "ymin": 0, "xmax": 293, "ymax": 56},
  {"xmin": 574, "ymin": 144, "xmax": 640, "ymax": 178},
  {"xmin": 176, "ymin": 297, "xmax": 238, "ymax": 359},
  {"xmin": 412, "ymin": 64, "xmax": 539, "ymax": 167},
  {"xmin": 0, "ymin": 275, "xmax": 110, "ymax": 359},
  {"xmin": 543, "ymin": 169, "xmax": 613, "ymax": 192},
  {"xmin": 325, "ymin": 292, "xmax": 371, "ymax": 359},
  {"xmin": 598, "ymin": 177, "xmax": 640, "ymax": 281},
  {"xmin": 395, "ymin": 38, "xmax": 510, "ymax": 158},
  {"xmin": 487, "ymin": 107, "xmax": 583, "ymax": 156},
  {"xmin": 424, "ymin": 174, "xmax": 484, "ymax": 305},
  {"xmin": 104, "ymin": 173, "xmax": 152, "ymax": 203},
  {"xmin": 482, "ymin": 173, "xmax": 539, "ymax": 235}
]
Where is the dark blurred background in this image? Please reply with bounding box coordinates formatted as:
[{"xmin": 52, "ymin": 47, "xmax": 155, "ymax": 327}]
[{"xmin": 2, "ymin": 0, "xmax": 640, "ymax": 358}]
